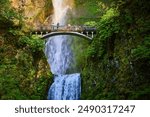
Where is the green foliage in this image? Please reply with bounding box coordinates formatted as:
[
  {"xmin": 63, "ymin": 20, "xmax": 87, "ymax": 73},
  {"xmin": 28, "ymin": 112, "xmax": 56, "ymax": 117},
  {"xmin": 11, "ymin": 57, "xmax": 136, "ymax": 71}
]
[
  {"xmin": 0, "ymin": 0, "xmax": 52, "ymax": 99},
  {"xmin": 84, "ymin": 21, "xmax": 97, "ymax": 27},
  {"xmin": 80, "ymin": 0, "xmax": 150, "ymax": 100},
  {"xmin": 72, "ymin": 0, "xmax": 100, "ymax": 25},
  {"xmin": 31, "ymin": 75, "xmax": 53, "ymax": 99},
  {"xmin": 19, "ymin": 35, "xmax": 44, "ymax": 52},
  {"xmin": 0, "ymin": 34, "xmax": 52, "ymax": 99},
  {"xmin": 86, "ymin": 8, "xmax": 120, "ymax": 59},
  {"xmin": 98, "ymin": 8, "xmax": 120, "ymax": 37},
  {"xmin": 132, "ymin": 36, "xmax": 150, "ymax": 60}
]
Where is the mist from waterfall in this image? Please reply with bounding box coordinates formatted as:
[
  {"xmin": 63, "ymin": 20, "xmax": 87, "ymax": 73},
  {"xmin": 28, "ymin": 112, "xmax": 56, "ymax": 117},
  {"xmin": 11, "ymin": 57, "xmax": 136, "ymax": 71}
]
[{"xmin": 45, "ymin": 0, "xmax": 81, "ymax": 100}]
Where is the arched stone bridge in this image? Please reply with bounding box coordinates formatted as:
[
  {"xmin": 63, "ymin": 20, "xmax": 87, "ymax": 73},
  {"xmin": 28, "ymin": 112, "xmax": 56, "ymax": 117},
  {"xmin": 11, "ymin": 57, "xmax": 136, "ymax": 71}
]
[{"xmin": 31, "ymin": 25, "xmax": 96, "ymax": 40}]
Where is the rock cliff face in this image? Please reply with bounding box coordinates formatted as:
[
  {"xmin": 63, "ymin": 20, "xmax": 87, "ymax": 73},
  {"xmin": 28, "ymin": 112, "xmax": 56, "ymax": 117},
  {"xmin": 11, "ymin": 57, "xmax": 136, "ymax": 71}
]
[
  {"xmin": 11, "ymin": 0, "xmax": 53, "ymax": 28},
  {"xmin": 10, "ymin": 0, "xmax": 74, "ymax": 28}
]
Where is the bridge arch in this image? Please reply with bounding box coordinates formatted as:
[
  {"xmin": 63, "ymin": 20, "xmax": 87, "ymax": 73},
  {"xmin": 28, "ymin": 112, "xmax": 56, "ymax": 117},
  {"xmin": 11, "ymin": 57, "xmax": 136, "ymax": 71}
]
[{"xmin": 41, "ymin": 32, "xmax": 93, "ymax": 40}]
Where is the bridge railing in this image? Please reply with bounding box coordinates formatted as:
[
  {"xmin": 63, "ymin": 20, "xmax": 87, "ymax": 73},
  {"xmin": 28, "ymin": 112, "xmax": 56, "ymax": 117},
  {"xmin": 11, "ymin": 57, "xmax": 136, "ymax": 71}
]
[{"xmin": 32, "ymin": 25, "xmax": 96, "ymax": 33}]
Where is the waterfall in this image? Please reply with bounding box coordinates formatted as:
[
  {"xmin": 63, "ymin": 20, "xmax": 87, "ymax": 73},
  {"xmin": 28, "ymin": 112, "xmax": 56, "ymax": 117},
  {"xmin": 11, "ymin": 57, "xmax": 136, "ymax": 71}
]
[
  {"xmin": 48, "ymin": 73, "xmax": 81, "ymax": 100},
  {"xmin": 45, "ymin": 0, "xmax": 81, "ymax": 100}
]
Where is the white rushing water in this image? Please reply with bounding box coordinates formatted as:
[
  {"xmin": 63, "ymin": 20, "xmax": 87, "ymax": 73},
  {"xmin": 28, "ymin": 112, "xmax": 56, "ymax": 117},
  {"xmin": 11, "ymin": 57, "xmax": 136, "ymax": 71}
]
[
  {"xmin": 45, "ymin": 0, "xmax": 81, "ymax": 100},
  {"xmin": 48, "ymin": 73, "xmax": 81, "ymax": 100}
]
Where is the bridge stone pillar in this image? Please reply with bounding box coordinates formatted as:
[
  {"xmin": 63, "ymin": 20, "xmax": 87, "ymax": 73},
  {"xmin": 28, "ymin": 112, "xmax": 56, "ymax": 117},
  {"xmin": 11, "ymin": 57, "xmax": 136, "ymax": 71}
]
[
  {"xmin": 92, "ymin": 32, "xmax": 94, "ymax": 38},
  {"xmin": 86, "ymin": 32, "xmax": 89, "ymax": 36}
]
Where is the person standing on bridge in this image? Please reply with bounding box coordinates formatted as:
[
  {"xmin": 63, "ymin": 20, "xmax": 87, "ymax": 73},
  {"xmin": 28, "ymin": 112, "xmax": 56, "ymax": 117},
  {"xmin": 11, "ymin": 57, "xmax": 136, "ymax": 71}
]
[{"xmin": 57, "ymin": 23, "xmax": 59, "ymax": 30}]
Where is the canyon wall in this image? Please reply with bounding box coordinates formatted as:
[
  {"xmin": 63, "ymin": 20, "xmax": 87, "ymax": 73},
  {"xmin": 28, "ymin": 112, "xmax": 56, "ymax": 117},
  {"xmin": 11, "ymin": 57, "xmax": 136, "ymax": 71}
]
[{"xmin": 11, "ymin": 0, "xmax": 53, "ymax": 28}]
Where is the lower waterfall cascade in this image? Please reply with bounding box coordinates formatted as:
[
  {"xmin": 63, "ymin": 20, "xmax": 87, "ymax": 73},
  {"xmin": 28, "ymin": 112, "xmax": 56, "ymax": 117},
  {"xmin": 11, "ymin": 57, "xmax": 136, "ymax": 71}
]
[{"xmin": 48, "ymin": 73, "xmax": 81, "ymax": 100}]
